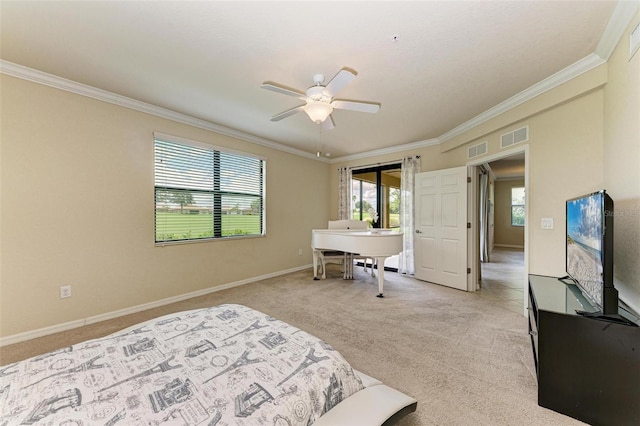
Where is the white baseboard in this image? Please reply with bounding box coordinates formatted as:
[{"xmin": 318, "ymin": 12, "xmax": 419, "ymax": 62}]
[
  {"xmin": 0, "ymin": 264, "xmax": 312, "ymax": 347},
  {"xmin": 494, "ymin": 244, "xmax": 525, "ymax": 249}
]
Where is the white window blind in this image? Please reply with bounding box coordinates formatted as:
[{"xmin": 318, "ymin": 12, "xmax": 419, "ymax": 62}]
[{"xmin": 154, "ymin": 136, "xmax": 265, "ymax": 243}]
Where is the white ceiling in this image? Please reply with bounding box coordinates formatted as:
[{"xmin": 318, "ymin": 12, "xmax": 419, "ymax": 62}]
[{"xmin": 0, "ymin": 1, "xmax": 622, "ymax": 159}]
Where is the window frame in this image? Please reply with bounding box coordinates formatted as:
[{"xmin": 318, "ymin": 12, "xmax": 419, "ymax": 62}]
[
  {"xmin": 154, "ymin": 133, "xmax": 266, "ymax": 245},
  {"xmin": 351, "ymin": 163, "xmax": 401, "ymax": 229},
  {"xmin": 511, "ymin": 186, "xmax": 525, "ymax": 227}
]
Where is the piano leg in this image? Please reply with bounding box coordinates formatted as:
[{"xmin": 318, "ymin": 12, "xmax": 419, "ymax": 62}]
[
  {"xmin": 313, "ymin": 249, "xmax": 320, "ymax": 280},
  {"xmin": 342, "ymin": 253, "xmax": 347, "ymax": 279},
  {"xmin": 344, "ymin": 253, "xmax": 354, "ymax": 279},
  {"xmin": 350, "ymin": 254, "xmax": 354, "ymax": 278},
  {"xmin": 375, "ymin": 256, "xmax": 386, "ymax": 297},
  {"xmin": 342, "ymin": 253, "xmax": 346, "ymax": 279}
]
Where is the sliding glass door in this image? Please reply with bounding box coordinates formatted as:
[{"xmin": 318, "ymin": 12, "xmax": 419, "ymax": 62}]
[{"xmin": 351, "ymin": 164, "xmax": 401, "ymax": 229}]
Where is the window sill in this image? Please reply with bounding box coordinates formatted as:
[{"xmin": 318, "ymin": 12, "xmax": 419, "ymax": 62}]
[{"xmin": 155, "ymin": 234, "xmax": 266, "ymax": 247}]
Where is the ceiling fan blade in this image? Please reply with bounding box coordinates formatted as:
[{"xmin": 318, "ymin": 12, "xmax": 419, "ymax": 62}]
[
  {"xmin": 323, "ymin": 68, "xmax": 357, "ymax": 97},
  {"xmin": 270, "ymin": 105, "xmax": 305, "ymax": 121},
  {"xmin": 320, "ymin": 115, "xmax": 335, "ymax": 131},
  {"xmin": 261, "ymin": 82, "xmax": 306, "ymax": 99},
  {"xmin": 331, "ymin": 100, "xmax": 380, "ymax": 114}
]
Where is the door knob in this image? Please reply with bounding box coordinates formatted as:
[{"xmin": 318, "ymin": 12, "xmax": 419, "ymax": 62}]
[{"xmin": 415, "ymin": 230, "xmax": 422, "ymax": 234}]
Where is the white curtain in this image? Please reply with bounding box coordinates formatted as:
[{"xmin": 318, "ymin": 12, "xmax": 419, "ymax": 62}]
[
  {"xmin": 338, "ymin": 167, "xmax": 352, "ymax": 220},
  {"xmin": 398, "ymin": 156, "xmax": 421, "ymax": 275},
  {"xmin": 479, "ymin": 172, "xmax": 490, "ymax": 263}
]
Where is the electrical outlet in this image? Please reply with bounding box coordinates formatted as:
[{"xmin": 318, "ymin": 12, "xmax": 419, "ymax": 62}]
[
  {"xmin": 298, "ymin": 249, "xmax": 303, "ymax": 256},
  {"xmin": 60, "ymin": 285, "xmax": 72, "ymax": 299}
]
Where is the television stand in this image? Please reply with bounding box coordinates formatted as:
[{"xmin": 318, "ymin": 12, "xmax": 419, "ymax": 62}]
[
  {"xmin": 575, "ymin": 309, "xmax": 639, "ymax": 326},
  {"xmin": 528, "ymin": 275, "xmax": 640, "ymax": 426}
]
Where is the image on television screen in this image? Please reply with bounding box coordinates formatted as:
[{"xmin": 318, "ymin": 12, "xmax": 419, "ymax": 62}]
[{"xmin": 566, "ymin": 193, "xmax": 603, "ymax": 307}]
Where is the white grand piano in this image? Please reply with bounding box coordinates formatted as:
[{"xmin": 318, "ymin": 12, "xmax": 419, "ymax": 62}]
[{"xmin": 311, "ymin": 227, "xmax": 403, "ymax": 297}]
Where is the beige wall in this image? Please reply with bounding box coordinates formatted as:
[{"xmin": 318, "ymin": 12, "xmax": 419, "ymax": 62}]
[
  {"xmin": 0, "ymin": 75, "xmax": 330, "ymax": 338},
  {"xmin": 329, "ymin": 51, "xmax": 640, "ymax": 308},
  {"xmin": 439, "ymin": 63, "xmax": 608, "ymax": 153},
  {"xmin": 493, "ymin": 179, "xmax": 525, "ymax": 248},
  {"xmin": 603, "ymin": 11, "xmax": 640, "ymax": 313},
  {"xmin": 2, "ymin": 12, "xmax": 639, "ymax": 339},
  {"xmin": 512, "ymin": 89, "xmax": 604, "ymax": 276}
]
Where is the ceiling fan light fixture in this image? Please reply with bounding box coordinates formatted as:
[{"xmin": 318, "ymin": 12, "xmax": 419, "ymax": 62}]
[
  {"xmin": 262, "ymin": 67, "xmax": 379, "ymax": 131},
  {"xmin": 304, "ymin": 101, "xmax": 333, "ymax": 123}
]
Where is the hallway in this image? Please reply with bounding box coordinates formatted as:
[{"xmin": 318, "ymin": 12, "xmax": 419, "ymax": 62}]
[{"xmin": 478, "ymin": 247, "xmax": 525, "ymax": 314}]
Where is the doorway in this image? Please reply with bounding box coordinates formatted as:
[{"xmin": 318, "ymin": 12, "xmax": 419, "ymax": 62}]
[
  {"xmin": 469, "ymin": 146, "xmax": 529, "ymax": 316},
  {"xmin": 351, "ymin": 165, "xmax": 401, "ymax": 229}
]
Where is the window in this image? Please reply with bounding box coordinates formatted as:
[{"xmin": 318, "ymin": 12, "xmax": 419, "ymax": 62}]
[
  {"xmin": 511, "ymin": 186, "xmax": 525, "ymax": 226},
  {"xmin": 154, "ymin": 134, "xmax": 265, "ymax": 243},
  {"xmin": 351, "ymin": 178, "xmax": 377, "ymax": 225},
  {"xmin": 351, "ymin": 164, "xmax": 401, "ymax": 229}
]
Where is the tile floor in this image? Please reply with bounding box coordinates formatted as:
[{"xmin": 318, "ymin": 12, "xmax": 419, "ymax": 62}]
[
  {"xmin": 364, "ymin": 247, "xmax": 527, "ymax": 315},
  {"xmin": 478, "ymin": 247, "xmax": 526, "ymax": 315}
]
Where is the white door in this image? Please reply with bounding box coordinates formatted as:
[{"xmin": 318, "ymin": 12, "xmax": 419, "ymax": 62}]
[{"xmin": 414, "ymin": 166, "xmax": 469, "ymax": 290}]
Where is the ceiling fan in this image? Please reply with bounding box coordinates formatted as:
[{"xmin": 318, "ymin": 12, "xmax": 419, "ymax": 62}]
[{"xmin": 261, "ymin": 67, "xmax": 380, "ymax": 130}]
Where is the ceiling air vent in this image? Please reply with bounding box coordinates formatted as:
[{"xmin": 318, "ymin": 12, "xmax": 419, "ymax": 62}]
[
  {"xmin": 501, "ymin": 125, "xmax": 529, "ymax": 149},
  {"xmin": 468, "ymin": 141, "xmax": 488, "ymax": 159}
]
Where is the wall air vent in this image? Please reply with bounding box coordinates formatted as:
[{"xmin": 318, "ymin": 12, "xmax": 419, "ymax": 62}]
[
  {"xmin": 631, "ymin": 20, "xmax": 640, "ymax": 60},
  {"xmin": 501, "ymin": 125, "xmax": 529, "ymax": 149},
  {"xmin": 467, "ymin": 141, "xmax": 488, "ymax": 159}
]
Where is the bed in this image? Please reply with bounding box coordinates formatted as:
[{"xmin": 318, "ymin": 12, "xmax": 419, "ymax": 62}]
[{"xmin": 0, "ymin": 304, "xmax": 416, "ymax": 425}]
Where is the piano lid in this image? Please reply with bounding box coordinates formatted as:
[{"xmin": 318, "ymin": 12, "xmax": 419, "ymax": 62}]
[{"xmin": 312, "ymin": 229, "xmax": 403, "ymax": 256}]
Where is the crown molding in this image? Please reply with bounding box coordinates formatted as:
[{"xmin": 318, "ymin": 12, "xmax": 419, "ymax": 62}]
[
  {"xmin": 0, "ymin": 51, "xmax": 610, "ymax": 166},
  {"xmin": 437, "ymin": 53, "xmax": 605, "ymax": 145},
  {"xmin": 335, "ymin": 1, "xmax": 631, "ymax": 161},
  {"xmin": 330, "ymin": 137, "xmax": 439, "ymax": 164},
  {"xmin": 596, "ymin": 0, "xmax": 640, "ymax": 60},
  {"xmin": 1, "ymin": 0, "xmax": 630, "ymax": 165},
  {"xmin": 0, "ymin": 60, "xmax": 321, "ymax": 162},
  {"xmin": 331, "ymin": 52, "xmax": 605, "ymax": 163}
]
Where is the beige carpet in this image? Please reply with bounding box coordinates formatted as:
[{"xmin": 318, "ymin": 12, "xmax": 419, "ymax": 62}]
[{"xmin": 0, "ymin": 266, "xmax": 585, "ymax": 425}]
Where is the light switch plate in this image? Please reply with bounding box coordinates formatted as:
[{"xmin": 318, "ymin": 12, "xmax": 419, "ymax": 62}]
[{"xmin": 541, "ymin": 218, "xmax": 554, "ymax": 230}]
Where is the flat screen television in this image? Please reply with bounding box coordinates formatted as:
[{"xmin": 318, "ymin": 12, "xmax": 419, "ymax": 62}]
[{"xmin": 565, "ymin": 190, "xmax": 618, "ymax": 315}]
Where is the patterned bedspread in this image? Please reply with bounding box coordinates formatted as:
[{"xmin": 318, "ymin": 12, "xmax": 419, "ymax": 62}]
[{"xmin": 0, "ymin": 304, "xmax": 364, "ymax": 425}]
